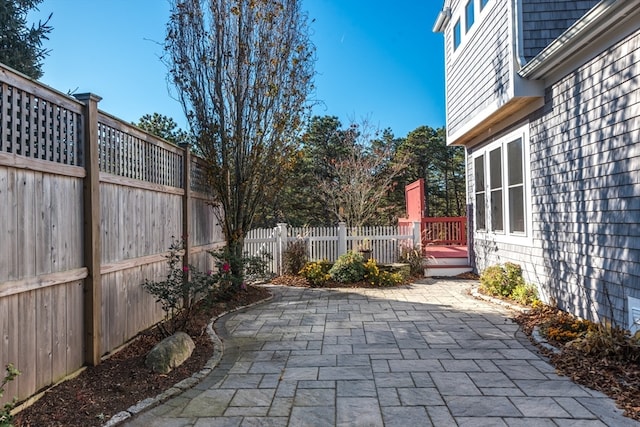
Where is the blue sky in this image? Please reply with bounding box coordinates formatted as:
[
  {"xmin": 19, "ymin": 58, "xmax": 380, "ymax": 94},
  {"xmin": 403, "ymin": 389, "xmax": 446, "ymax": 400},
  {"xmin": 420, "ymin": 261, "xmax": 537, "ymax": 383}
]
[{"xmin": 30, "ymin": 0, "xmax": 446, "ymax": 138}]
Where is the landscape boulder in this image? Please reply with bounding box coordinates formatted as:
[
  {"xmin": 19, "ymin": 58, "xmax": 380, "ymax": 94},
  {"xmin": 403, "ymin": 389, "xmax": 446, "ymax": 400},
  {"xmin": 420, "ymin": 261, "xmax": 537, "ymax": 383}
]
[{"xmin": 145, "ymin": 331, "xmax": 195, "ymax": 374}]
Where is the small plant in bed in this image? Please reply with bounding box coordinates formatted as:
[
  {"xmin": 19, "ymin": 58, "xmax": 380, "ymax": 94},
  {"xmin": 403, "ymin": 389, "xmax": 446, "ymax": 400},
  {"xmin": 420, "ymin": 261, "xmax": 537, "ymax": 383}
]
[{"xmin": 329, "ymin": 250, "xmax": 366, "ymax": 283}]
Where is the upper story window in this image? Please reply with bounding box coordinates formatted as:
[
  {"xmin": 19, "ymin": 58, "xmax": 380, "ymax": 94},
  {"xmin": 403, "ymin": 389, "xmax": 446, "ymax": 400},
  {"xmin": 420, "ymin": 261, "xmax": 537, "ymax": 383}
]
[
  {"xmin": 465, "ymin": 0, "xmax": 475, "ymax": 32},
  {"xmin": 451, "ymin": 0, "xmax": 492, "ymax": 53}
]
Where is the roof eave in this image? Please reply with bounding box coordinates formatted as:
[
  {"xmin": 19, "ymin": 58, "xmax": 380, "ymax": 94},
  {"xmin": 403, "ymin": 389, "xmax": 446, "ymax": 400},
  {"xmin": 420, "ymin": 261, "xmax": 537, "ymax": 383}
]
[{"xmin": 519, "ymin": 0, "xmax": 639, "ymax": 79}]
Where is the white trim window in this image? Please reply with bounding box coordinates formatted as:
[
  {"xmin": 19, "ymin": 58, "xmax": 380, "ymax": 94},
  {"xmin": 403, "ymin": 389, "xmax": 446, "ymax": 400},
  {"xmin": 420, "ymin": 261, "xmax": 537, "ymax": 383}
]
[
  {"xmin": 450, "ymin": 0, "xmax": 493, "ymax": 54},
  {"xmin": 472, "ymin": 124, "xmax": 531, "ymax": 244}
]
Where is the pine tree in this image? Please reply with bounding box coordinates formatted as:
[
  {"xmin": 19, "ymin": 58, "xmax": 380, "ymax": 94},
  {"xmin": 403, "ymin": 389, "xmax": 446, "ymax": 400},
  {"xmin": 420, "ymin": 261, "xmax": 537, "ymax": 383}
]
[{"xmin": 0, "ymin": 0, "xmax": 52, "ymax": 79}]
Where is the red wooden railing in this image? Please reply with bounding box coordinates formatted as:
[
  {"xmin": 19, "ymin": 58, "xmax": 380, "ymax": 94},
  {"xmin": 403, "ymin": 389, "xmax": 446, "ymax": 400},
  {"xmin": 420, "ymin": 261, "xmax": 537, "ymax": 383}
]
[{"xmin": 421, "ymin": 217, "xmax": 467, "ymax": 246}]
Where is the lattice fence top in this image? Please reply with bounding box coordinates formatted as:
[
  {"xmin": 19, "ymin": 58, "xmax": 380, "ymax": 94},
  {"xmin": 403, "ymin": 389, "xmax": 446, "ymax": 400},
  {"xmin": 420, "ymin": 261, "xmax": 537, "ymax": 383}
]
[
  {"xmin": 97, "ymin": 113, "xmax": 184, "ymax": 188},
  {"xmin": 0, "ymin": 76, "xmax": 84, "ymax": 166}
]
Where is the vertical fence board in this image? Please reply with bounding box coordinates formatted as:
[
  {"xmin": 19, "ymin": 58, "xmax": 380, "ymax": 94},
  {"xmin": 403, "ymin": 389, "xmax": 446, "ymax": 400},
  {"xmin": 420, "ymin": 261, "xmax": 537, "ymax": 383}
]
[
  {"xmin": 66, "ymin": 280, "xmax": 84, "ymax": 372},
  {"xmin": 51, "ymin": 283, "xmax": 67, "ymax": 382},
  {"xmin": 17, "ymin": 291, "xmax": 37, "ymax": 398},
  {"xmin": 35, "ymin": 172, "xmax": 52, "ymax": 275},
  {"xmin": 35, "ymin": 287, "xmax": 53, "ymax": 389},
  {"xmin": 17, "ymin": 170, "xmax": 35, "ymax": 278},
  {"xmin": 0, "ymin": 296, "xmax": 19, "ymax": 403}
]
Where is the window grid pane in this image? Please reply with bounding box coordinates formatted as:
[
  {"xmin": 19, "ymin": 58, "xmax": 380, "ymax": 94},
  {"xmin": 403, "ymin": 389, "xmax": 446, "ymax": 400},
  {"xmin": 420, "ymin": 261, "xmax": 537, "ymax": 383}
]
[
  {"xmin": 474, "ymin": 155, "xmax": 486, "ymax": 231},
  {"xmin": 454, "ymin": 20, "xmax": 461, "ymax": 50},
  {"xmin": 491, "ymin": 189, "xmax": 503, "ymax": 232},
  {"xmin": 489, "ymin": 147, "xmax": 502, "ymax": 190},
  {"xmin": 507, "ymin": 138, "xmax": 523, "ymax": 185},
  {"xmin": 465, "ymin": 0, "xmax": 475, "ymax": 32},
  {"xmin": 509, "ymin": 186, "xmax": 525, "ymax": 233},
  {"xmin": 489, "ymin": 147, "xmax": 503, "ymax": 232}
]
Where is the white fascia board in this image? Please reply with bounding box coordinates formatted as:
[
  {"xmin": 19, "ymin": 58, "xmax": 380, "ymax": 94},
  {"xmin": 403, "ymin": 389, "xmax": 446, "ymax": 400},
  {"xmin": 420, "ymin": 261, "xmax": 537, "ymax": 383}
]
[{"xmin": 519, "ymin": 0, "xmax": 639, "ymax": 79}]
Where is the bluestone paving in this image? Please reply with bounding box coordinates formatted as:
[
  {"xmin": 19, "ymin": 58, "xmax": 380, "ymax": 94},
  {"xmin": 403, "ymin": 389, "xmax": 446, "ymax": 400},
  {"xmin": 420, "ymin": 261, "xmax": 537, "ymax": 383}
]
[{"xmin": 123, "ymin": 280, "xmax": 639, "ymax": 427}]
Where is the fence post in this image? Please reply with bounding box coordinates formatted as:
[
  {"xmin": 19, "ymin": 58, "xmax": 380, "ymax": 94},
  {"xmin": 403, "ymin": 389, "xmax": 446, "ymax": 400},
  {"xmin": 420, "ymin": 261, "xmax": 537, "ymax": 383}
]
[
  {"xmin": 276, "ymin": 223, "xmax": 288, "ymax": 275},
  {"xmin": 412, "ymin": 221, "xmax": 422, "ymax": 249},
  {"xmin": 75, "ymin": 93, "xmax": 103, "ymax": 366},
  {"xmin": 180, "ymin": 143, "xmax": 191, "ymax": 298},
  {"xmin": 338, "ymin": 222, "xmax": 347, "ymax": 256}
]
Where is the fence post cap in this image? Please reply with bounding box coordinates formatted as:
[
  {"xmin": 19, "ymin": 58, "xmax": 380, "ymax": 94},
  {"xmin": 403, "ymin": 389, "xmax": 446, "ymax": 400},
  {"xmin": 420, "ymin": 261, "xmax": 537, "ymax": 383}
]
[{"xmin": 73, "ymin": 93, "xmax": 102, "ymax": 103}]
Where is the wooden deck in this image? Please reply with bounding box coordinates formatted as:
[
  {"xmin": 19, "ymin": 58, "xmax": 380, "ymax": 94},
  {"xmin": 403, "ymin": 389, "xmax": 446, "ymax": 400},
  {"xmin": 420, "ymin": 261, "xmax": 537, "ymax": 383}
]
[{"xmin": 425, "ymin": 245, "xmax": 468, "ymax": 259}]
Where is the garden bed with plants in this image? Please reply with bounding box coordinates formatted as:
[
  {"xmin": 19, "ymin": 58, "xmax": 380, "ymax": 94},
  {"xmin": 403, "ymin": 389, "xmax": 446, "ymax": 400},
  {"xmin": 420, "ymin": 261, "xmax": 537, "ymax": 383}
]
[
  {"xmin": 11, "ymin": 285, "xmax": 270, "ymax": 427},
  {"xmin": 476, "ymin": 262, "xmax": 640, "ymax": 421},
  {"xmin": 9, "ymin": 242, "xmax": 273, "ymax": 427},
  {"xmin": 272, "ymin": 240, "xmax": 424, "ymax": 288}
]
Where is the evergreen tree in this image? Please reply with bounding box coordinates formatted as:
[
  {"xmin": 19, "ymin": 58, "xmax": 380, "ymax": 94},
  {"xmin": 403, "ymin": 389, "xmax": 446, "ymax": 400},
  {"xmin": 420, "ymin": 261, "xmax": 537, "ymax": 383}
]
[{"xmin": 0, "ymin": 0, "xmax": 52, "ymax": 79}]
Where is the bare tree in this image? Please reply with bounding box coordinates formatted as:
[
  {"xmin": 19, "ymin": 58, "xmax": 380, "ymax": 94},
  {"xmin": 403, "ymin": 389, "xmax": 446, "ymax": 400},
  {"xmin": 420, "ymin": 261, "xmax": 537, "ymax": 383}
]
[
  {"xmin": 164, "ymin": 0, "xmax": 314, "ymax": 288},
  {"xmin": 318, "ymin": 122, "xmax": 409, "ymax": 228}
]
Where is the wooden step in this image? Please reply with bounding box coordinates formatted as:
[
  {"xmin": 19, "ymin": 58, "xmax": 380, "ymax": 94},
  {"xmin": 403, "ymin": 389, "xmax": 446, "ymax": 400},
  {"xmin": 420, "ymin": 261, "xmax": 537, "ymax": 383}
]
[{"xmin": 424, "ymin": 265, "xmax": 473, "ymax": 277}]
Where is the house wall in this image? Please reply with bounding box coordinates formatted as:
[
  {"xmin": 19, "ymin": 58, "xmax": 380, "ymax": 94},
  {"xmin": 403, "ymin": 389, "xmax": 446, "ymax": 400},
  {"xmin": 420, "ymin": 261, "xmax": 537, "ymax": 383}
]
[
  {"xmin": 520, "ymin": 0, "xmax": 600, "ymax": 61},
  {"xmin": 446, "ymin": 0, "xmax": 511, "ymax": 137},
  {"xmin": 471, "ymin": 28, "xmax": 640, "ymax": 327}
]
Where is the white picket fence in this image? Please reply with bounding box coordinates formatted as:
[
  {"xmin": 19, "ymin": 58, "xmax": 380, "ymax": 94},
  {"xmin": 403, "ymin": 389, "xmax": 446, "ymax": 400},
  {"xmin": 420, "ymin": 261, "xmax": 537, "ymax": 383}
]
[{"xmin": 244, "ymin": 222, "xmax": 422, "ymax": 275}]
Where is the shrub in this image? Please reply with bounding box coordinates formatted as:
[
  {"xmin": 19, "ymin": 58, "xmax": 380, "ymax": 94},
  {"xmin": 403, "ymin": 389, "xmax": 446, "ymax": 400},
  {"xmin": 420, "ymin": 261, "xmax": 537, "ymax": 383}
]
[
  {"xmin": 364, "ymin": 259, "xmax": 404, "ymax": 287},
  {"xmin": 539, "ymin": 308, "xmax": 595, "ymax": 345},
  {"xmin": 0, "ymin": 363, "xmax": 20, "ymax": 427},
  {"xmin": 244, "ymin": 250, "xmax": 273, "ymax": 282},
  {"xmin": 283, "ymin": 239, "xmax": 308, "ymax": 275},
  {"xmin": 143, "ymin": 239, "xmax": 213, "ymax": 336},
  {"xmin": 329, "ymin": 251, "xmax": 366, "ymax": 283},
  {"xmin": 479, "ymin": 265, "xmax": 507, "ymax": 296},
  {"xmin": 398, "ymin": 243, "xmax": 425, "ymax": 277},
  {"xmin": 568, "ymin": 324, "xmax": 640, "ymax": 363},
  {"xmin": 510, "ymin": 283, "xmax": 539, "ymax": 305},
  {"xmin": 479, "ymin": 262, "xmax": 525, "ymax": 298},
  {"xmin": 299, "ymin": 260, "xmax": 331, "ymax": 287}
]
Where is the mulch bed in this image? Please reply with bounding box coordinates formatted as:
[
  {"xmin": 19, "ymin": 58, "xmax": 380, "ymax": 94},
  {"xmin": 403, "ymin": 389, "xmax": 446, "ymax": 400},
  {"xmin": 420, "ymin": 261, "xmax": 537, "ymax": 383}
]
[
  {"xmin": 513, "ymin": 305, "xmax": 640, "ymax": 421},
  {"xmin": 13, "ymin": 285, "xmax": 271, "ymax": 427}
]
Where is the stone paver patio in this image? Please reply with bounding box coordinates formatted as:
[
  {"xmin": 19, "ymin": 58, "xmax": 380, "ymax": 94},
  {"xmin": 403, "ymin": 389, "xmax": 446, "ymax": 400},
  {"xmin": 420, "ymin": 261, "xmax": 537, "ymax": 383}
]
[{"xmin": 124, "ymin": 280, "xmax": 639, "ymax": 426}]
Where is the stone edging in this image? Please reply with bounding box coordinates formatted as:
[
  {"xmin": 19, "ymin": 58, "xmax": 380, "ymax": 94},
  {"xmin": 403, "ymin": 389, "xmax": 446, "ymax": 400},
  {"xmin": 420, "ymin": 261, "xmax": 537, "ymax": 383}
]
[
  {"xmin": 531, "ymin": 325, "xmax": 562, "ymax": 354},
  {"xmin": 103, "ymin": 290, "xmax": 274, "ymax": 427},
  {"xmin": 469, "ymin": 286, "xmax": 530, "ymax": 313},
  {"xmin": 470, "ymin": 286, "xmax": 562, "ymax": 355}
]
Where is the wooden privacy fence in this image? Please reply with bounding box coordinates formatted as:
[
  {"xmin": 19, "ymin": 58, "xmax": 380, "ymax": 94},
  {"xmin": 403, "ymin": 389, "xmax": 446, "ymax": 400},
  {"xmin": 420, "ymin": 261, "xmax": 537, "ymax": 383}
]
[
  {"xmin": 244, "ymin": 222, "xmax": 421, "ymax": 275},
  {"xmin": 0, "ymin": 63, "xmax": 223, "ymax": 405}
]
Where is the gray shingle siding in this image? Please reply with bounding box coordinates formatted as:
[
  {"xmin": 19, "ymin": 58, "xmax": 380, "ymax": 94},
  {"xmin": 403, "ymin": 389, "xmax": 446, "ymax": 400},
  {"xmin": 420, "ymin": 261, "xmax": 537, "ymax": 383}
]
[
  {"xmin": 447, "ymin": 1, "xmax": 510, "ymax": 135},
  {"xmin": 471, "ymin": 29, "xmax": 640, "ymax": 328},
  {"xmin": 521, "ymin": 0, "xmax": 600, "ymax": 61}
]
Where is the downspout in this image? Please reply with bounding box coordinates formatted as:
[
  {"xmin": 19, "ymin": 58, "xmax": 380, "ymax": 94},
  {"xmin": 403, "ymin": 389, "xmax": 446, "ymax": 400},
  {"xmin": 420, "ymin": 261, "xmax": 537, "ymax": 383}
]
[
  {"xmin": 433, "ymin": 5, "xmax": 451, "ymax": 33},
  {"xmin": 513, "ymin": 0, "xmax": 527, "ymax": 69}
]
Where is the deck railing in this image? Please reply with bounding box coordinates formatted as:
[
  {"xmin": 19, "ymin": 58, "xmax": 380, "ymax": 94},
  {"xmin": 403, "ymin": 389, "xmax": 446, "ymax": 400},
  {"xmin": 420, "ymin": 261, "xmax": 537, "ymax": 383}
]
[{"xmin": 421, "ymin": 217, "xmax": 467, "ymax": 246}]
